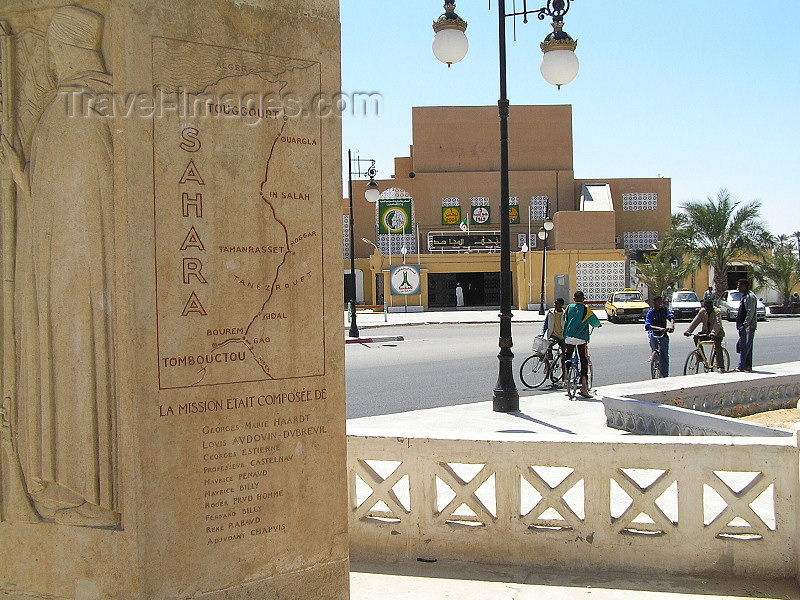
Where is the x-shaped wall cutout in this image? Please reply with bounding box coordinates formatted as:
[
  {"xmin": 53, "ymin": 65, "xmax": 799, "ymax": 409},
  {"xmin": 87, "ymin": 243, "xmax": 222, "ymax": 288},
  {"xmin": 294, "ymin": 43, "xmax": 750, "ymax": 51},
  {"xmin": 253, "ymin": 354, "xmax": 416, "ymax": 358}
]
[
  {"xmin": 520, "ymin": 466, "xmax": 583, "ymax": 530},
  {"xmin": 434, "ymin": 462, "xmax": 496, "ymax": 525},
  {"xmin": 353, "ymin": 459, "xmax": 409, "ymax": 521},
  {"xmin": 705, "ymin": 471, "xmax": 773, "ymax": 538},
  {"xmin": 611, "ymin": 469, "xmax": 676, "ymax": 534}
]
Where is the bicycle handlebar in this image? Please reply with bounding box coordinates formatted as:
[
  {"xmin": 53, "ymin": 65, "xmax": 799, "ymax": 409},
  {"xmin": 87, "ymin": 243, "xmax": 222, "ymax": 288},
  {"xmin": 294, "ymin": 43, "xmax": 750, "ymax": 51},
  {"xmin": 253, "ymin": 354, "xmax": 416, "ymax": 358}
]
[{"xmin": 685, "ymin": 332, "xmax": 718, "ymax": 340}]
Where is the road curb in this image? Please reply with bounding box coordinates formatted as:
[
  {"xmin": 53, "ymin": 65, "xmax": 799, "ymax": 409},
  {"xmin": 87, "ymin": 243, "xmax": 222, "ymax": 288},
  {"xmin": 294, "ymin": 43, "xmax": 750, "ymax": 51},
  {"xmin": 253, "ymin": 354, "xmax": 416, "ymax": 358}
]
[
  {"xmin": 345, "ymin": 335, "xmax": 405, "ymax": 344},
  {"xmin": 351, "ymin": 313, "xmax": 799, "ymax": 328}
]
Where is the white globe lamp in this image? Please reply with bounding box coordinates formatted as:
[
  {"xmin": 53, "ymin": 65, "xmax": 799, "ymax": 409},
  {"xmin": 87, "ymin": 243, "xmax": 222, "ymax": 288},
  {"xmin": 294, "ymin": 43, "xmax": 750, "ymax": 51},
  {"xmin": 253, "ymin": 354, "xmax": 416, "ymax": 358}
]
[
  {"xmin": 540, "ymin": 20, "xmax": 578, "ymax": 89},
  {"xmin": 364, "ymin": 179, "xmax": 380, "ymax": 203},
  {"xmin": 432, "ymin": 2, "xmax": 468, "ymax": 67}
]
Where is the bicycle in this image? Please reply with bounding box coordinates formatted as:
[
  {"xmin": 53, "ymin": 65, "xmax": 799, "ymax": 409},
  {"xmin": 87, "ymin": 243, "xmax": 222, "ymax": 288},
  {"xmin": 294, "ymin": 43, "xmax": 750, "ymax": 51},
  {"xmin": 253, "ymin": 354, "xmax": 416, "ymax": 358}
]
[
  {"xmin": 565, "ymin": 350, "xmax": 593, "ymax": 400},
  {"xmin": 519, "ymin": 337, "xmax": 563, "ymax": 389},
  {"xmin": 683, "ymin": 333, "xmax": 730, "ymax": 374},
  {"xmin": 648, "ymin": 329, "xmax": 667, "ymax": 379}
]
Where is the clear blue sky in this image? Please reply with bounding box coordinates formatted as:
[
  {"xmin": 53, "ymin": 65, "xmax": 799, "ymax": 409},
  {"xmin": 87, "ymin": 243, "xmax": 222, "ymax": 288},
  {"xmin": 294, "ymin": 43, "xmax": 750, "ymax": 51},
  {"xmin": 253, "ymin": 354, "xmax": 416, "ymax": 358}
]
[{"xmin": 341, "ymin": 1, "xmax": 800, "ymax": 238}]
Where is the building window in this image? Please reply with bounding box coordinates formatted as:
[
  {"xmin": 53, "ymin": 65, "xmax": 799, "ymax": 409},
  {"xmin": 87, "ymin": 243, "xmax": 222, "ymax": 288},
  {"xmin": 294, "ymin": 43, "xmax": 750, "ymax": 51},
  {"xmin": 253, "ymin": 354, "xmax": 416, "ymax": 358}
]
[
  {"xmin": 530, "ymin": 196, "xmax": 550, "ymax": 220},
  {"xmin": 576, "ymin": 261, "xmax": 625, "ymax": 303},
  {"xmin": 624, "ymin": 231, "xmax": 659, "ymax": 250},
  {"xmin": 623, "ymin": 193, "xmax": 658, "ymax": 211},
  {"xmin": 517, "ymin": 233, "xmax": 537, "ymax": 250}
]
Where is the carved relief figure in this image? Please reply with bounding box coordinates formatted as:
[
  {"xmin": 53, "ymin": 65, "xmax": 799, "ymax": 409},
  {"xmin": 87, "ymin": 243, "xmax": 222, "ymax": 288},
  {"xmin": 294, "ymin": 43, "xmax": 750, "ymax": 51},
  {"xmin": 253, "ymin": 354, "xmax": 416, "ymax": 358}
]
[{"xmin": 0, "ymin": 6, "xmax": 118, "ymax": 528}]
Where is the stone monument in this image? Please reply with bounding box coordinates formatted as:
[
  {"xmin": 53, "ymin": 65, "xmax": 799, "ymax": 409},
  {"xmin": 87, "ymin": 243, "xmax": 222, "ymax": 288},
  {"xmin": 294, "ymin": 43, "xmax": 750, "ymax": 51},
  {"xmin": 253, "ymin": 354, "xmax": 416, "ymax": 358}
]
[{"xmin": 0, "ymin": 1, "xmax": 347, "ymax": 598}]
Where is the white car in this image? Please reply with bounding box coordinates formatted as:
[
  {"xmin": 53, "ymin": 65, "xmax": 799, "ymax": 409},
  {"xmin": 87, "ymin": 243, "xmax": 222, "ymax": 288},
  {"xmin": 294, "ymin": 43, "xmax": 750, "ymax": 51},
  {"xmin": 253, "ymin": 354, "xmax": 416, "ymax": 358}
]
[
  {"xmin": 718, "ymin": 290, "xmax": 767, "ymax": 322},
  {"xmin": 668, "ymin": 290, "xmax": 701, "ymax": 321}
]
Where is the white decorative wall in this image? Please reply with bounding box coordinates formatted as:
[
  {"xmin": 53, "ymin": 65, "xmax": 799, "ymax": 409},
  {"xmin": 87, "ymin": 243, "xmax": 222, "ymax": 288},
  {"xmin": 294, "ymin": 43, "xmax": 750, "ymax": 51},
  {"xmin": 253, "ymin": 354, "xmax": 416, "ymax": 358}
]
[
  {"xmin": 623, "ymin": 192, "xmax": 658, "ymax": 211},
  {"xmin": 576, "ymin": 261, "xmax": 626, "ymax": 302},
  {"xmin": 624, "ymin": 231, "xmax": 659, "ymax": 250}
]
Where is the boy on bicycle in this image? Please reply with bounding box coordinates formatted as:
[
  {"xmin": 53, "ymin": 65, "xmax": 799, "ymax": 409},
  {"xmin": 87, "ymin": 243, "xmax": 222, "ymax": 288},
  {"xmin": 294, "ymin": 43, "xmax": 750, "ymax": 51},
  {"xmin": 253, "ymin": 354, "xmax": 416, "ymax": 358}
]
[
  {"xmin": 541, "ymin": 298, "xmax": 566, "ymax": 381},
  {"xmin": 684, "ymin": 299, "xmax": 726, "ymax": 372},
  {"xmin": 645, "ymin": 296, "xmax": 675, "ymax": 376},
  {"xmin": 563, "ymin": 291, "xmax": 601, "ymax": 398}
]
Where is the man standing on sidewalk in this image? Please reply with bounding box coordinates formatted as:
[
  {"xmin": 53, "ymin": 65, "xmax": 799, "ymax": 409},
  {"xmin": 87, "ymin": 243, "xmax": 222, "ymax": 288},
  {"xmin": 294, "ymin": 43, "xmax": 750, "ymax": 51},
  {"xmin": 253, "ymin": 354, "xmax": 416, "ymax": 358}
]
[
  {"xmin": 735, "ymin": 278, "xmax": 758, "ymax": 372},
  {"xmin": 455, "ymin": 283, "xmax": 464, "ymax": 307}
]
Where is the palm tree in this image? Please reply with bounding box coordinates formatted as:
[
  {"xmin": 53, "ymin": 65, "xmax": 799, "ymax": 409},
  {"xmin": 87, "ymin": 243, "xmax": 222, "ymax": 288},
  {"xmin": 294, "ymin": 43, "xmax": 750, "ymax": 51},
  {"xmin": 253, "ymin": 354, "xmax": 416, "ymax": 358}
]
[
  {"xmin": 662, "ymin": 189, "xmax": 772, "ymax": 297},
  {"xmin": 633, "ymin": 250, "xmax": 691, "ymax": 299},
  {"xmin": 775, "ymin": 234, "xmax": 791, "ymax": 252},
  {"xmin": 663, "ymin": 213, "xmax": 701, "ymax": 289},
  {"xmin": 752, "ymin": 243, "xmax": 800, "ymax": 308},
  {"xmin": 793, "ymin": 231, "xmax": 800, "ymax": 258}
]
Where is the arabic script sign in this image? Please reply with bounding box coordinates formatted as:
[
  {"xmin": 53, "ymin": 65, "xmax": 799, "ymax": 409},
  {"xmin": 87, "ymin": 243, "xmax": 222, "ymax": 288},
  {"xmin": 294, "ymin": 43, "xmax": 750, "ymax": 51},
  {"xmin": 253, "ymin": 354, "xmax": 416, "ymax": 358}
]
[
  {"xmin": 378, "ymin": 199, "xmax": 412, "ymax": 234},
  {"xmin": 428, "ymin": 233, "xmax": 501, "ymax": 251}
]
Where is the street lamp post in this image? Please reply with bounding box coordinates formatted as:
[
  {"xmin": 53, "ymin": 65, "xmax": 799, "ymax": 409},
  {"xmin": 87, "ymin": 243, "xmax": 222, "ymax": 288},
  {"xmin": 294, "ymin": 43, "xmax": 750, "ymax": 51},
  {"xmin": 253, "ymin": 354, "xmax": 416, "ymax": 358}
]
[
  {"xmin": 347, "ymin": 150, "xmax": 380, "ymax": 339},
  {"xmin": 521, "ymin": 242, "xmax": 530, "ymax": 309},
  {"xmin": 432, "ymin": 0, "xmax": 579, "ymax": 412},
  {"xmin": 361, "ymin": 237, "xmax": 380, "ymax": 253},
  {"xmin": 538, "ymin": 214, "xmax": 554, "ymax": 315}
]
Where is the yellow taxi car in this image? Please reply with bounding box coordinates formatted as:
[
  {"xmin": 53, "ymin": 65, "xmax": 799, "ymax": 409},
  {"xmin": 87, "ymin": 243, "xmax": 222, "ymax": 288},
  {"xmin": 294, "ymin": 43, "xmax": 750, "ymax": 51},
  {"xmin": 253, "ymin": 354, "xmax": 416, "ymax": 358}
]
[{"xmin": 604, "ymin": 289, "xmax": 650, "ymax": 323}]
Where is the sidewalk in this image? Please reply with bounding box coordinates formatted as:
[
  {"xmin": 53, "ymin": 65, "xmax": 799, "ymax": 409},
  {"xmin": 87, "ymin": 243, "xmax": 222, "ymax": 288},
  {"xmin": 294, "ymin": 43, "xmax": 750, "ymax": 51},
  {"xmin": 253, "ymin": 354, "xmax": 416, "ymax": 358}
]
[
  {"xmin": 345, "ymin": 308, "xmax": 800, "ymax": 597},
  {"xmin": 350, "ymin": 557, "xmax": 800, "ymax": 599},
  {"xmin": 345, "ymin": 307, "xmax": 549, "ymax": 331},
  {"xmin": 345, "ymin": 306, "xmax": 799, "ymax": 333},
  {"xmin": 347, "ymin": 381, "xmax": 800, "ymax": 598}
]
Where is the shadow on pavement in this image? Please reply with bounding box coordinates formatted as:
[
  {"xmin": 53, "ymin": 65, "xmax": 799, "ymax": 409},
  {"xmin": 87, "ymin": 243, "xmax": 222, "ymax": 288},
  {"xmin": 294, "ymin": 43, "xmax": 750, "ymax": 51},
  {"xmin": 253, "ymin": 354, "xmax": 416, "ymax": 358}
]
[{"xmin": 506, "ymin": 410, "xmax": 575, "ymax": 435}]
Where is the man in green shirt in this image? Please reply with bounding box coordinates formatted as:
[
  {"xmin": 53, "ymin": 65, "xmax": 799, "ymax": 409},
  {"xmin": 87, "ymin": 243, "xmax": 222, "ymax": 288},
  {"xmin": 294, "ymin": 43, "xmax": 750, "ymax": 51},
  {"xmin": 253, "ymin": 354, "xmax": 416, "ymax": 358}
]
[{"xmin": 562, "ymin": 290, "xmax": 602, "ymax": 398}]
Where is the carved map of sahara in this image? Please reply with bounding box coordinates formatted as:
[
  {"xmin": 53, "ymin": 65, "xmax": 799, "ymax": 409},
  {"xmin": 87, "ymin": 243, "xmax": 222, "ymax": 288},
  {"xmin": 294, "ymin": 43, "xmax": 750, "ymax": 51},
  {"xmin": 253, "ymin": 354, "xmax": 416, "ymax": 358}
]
[{"xmin": 153, "ymin": 38, "xmax": 324, "ymax": 389}]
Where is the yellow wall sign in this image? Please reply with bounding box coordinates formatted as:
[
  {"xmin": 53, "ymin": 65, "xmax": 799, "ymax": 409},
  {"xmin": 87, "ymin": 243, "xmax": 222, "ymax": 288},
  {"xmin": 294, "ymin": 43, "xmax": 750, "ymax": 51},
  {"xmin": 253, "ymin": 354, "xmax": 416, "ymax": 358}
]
[{"xmin": 442, "ymin": 206, "xmax": 461, "ymax": 225}]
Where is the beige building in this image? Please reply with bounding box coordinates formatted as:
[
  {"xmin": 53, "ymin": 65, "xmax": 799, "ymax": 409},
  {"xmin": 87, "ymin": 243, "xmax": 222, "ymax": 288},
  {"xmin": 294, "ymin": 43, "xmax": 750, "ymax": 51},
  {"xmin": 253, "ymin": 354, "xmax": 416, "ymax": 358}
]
[{"xmin": 344, "ymin": 105, "xmax": 672, "ymax": 310}]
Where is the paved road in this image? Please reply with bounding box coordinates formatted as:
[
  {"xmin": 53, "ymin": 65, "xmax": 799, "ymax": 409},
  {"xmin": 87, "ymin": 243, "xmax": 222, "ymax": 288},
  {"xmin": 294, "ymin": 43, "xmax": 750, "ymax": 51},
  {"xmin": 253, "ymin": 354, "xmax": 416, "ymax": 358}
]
[{"xmin": 345, "ymin": 318, "xmax": 800, "ymax": 418}]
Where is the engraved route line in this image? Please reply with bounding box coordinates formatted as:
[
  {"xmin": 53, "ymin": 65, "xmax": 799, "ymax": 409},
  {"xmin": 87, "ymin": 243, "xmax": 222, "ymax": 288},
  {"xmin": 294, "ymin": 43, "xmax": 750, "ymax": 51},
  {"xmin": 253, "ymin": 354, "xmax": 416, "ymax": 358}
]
[{"xmin": 193, "ymin": 119, "xmax": 293, "ymax": 384}]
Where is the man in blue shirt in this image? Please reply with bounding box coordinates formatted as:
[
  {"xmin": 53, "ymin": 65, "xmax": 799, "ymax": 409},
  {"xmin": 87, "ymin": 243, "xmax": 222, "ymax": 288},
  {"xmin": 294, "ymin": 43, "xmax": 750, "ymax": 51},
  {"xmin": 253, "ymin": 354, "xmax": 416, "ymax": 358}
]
[{"xmin": 645, "ymin": 296, "xmax": 675, "ymax": 376}]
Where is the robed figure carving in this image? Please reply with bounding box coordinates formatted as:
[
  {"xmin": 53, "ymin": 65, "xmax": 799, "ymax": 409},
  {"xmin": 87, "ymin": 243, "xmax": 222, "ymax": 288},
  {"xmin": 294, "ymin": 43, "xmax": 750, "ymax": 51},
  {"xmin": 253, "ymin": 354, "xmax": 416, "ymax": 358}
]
[{"xmin": 0, "ymin": 6, "xmax": 118, "ymax": 528}]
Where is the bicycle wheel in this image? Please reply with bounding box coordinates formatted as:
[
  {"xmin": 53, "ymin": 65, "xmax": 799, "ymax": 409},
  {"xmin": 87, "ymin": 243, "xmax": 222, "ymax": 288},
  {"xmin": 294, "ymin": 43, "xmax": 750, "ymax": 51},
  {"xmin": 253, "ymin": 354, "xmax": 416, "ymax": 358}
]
[
  {"xmin": 565, "ymin": 362, "xmax": 578, "ymax": 399},
  {"xmin": 519, "ymin": 353, "xmax": 549, "ymax": 388},
  {"xmin": 710, "ymin": 347, "xmax": 731, "ymax": 372},
  {"xmin": 650, "ymin": 350, "xmax": 661, "ymax": 379},
  {"xmin": 683, "ymin": 351, "xmax": 701, "ymax": 375},
  {"xmin": 549, "ymin": 355, "xmax": 563, "ymax": 383},
  {"xmin": 586, "ymin": 359, "xmax": 593, "ymax": 391}
]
